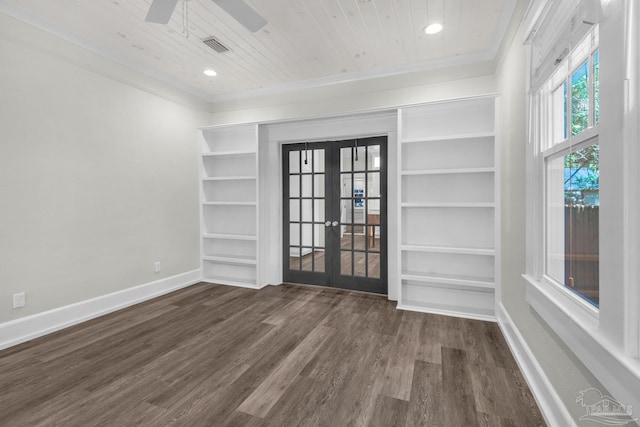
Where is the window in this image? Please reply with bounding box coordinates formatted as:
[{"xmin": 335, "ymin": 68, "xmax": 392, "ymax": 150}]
[
  {"xmin": 539, "ymin": 26, "xmax": 600, "ymax": 309},
  {"xmin": 524, "ymin": 0, "xmax": 640, "ymax": 414},
  {"xmin": 546, "ymin": 143, "xmax": 599, "ymax": 306}
]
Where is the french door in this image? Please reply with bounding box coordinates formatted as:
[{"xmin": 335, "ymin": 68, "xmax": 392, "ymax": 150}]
[{"xmin": 283, "ymin": 136, "xmax": 387, "ymax": 294}]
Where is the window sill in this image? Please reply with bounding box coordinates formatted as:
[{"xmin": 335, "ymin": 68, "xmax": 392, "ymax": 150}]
[
  {"xmin": 537, "ymin": 274, "xmax": 599, "ymax": 329},
  {"xmin": 523, "ymin": 274, "xmax": 640, "ymax": 415}
]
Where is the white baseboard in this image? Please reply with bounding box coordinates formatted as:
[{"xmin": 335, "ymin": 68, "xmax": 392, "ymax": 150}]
[
  {"xmin": 496, "ymin": 302, "xmax": 576, "ymax": 427},
  {"xmin": 0, "ymin": 269, "xmax": 202, "ymax": 351},
  {"xmin": 397, "ymin": 303, "xmax": 496, "ymax": 322}
]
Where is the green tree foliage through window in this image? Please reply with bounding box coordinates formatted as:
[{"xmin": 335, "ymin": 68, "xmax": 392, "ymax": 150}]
[
  {"xmin": 571, "ymin": 61, "xmax": 589, "ymax": 136},
  {"xmin": 565, "ymin": 145, "xmax": 599, "ymax": 192}
]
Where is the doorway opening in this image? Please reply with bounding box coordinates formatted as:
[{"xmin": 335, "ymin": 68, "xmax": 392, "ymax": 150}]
[{"xmin": 282, "ymin": 136, "xmax": 387, "ymax": 294}]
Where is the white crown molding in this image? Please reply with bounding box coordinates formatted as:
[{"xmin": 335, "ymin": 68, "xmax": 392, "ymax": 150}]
[
  {"xmin": 208, "ymin": 50, "xmax": 497, "ymax": 104},
  {"xmin": 490, "ymin": 0, "xmax": 521, "ymax": 58},
  {"xmin": 0, "ymin": 269, "xmax": 202, "ymax": 351}
]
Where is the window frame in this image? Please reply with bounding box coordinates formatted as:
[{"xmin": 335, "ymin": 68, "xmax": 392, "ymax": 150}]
[
  {"xmin": 524, "ymin": 1, "xmax": 640, "ymax": 416},
  {"xmin": 541, "ymin": 135, "xmax": 600, "ymax": 327},
  {"xmin": 528, "ymin": 26, "xmax": 601, "ymax": 330},
  {"xmin": 623, "ymin": 1, "xmax": 640, "ymax": 358}
]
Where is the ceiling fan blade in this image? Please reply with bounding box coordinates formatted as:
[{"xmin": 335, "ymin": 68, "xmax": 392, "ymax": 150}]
[
  {"xmin": 146, "ymin": 0, "xmax": 180, "ymax": 24},
  {"xmin": 212, "ymin": 0, "xmax": 267, "ymax": 32}
]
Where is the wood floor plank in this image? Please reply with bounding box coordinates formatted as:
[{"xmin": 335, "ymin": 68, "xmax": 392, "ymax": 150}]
[
  {"xmin": 222, "ymin": 411, "xmax": 266, "ymax": 427},
  {"xmin": 441, "ymin": 346, "xmax": 480, "ymax": 427},
  {"xmin": 502, "ymin": 367, "xmax": 547, "ymax": 427},
  {"xmin": 260, "ymin": 375, "xmax": 321, "ymax": 426},
  {"xmin": 7, "ymin": 389, "xmax": 87, "ymax": 427},
  {"xmin": 0, "ymin": 282, "xmax": 545, "ymax": 426},
  {"xmin": 276, "ymin": 330, "xmax": 384, "ymax": 426},
  {"xmin": 380, "ymin": 312, "xmax": 421, "ymax": 401},
  {"xmin": 437, "ymin": 315, "xmax": 467, "ymax": 349},
  {"xmin": 164, "ymin": 333, "xmax": 303, "ymax": 423},
  {"xmin": 320, "ymin": 291, "xmax": 372, "ymax": 329},
  {"xmin": 483, "ymin": 321, "xmax": 520, "ymax": 370},
  {"xmin": 55, "ymin": 376, "xmax": 166, "ymax": 426},
  {"xmin": 405, "ymin": 360, "xmax": 442, "ymax": 427},
  {"xmin": 237, "ymin": 324, "xmax": 333, "ymax": 417},
  {"xmin": 363, "ymin": 295, "xmax": 404, "ymax": 336},
  {"xmin": 300, "ymin": 314, "xmax": 369, "ymax": 381},
  {"xmin": 325, "ymin": 330, "xmax": 393, "ymax": 426},
  {"xmin": 415, "ymin": 313, "xmax": 443, "ymax": 364},
  {"xmin": 367, "ymin": 394, "xmax": 409, "ymax": 427},
  {"xmin": 154, "ymin": 297, "xmax": 327, "ymax": 423},
  {"xmin": 262, "ymin": 287, "xmax": 321, "ymax": 326},
  {"xmin": 469, "ymin": 358, "xmax": 520, "ymax": 421}
]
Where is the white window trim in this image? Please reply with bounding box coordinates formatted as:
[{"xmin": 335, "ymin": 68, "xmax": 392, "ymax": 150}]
[
  {"xmin": 526, "ymin": 161, "xmax": 600, "ymax": 330},
  {"xmin": 527, "ymin": 23, "xmax": 601, "ymax": 332},
  {"xmin": 522, "ymin": 0, "xmax": 640, "ymax": 416},
  {"xmin": 623, "ymin": 0, "xmax": 640, "ymax": 358},
  {"xmin": 540, "ymin": 132, "xmax": 600, "ymax": 331}
]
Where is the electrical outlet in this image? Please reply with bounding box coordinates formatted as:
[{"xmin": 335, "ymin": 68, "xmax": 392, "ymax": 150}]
[
  {"xmin": 13, "ymin": 292, "xmax": 26, "ymax": 309},
  {"xmin": 154, "ymin": 261, "xmax": 161, "ymax": 273}
]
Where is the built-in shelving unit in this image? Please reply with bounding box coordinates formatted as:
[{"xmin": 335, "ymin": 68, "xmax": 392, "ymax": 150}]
[
  {"xmin": 200, "ymin": 124, "xmax": 261, "ymax": 288},
  {"xmin": 398, "ymin": 97, "xmax": 498, "ymax": 320}
]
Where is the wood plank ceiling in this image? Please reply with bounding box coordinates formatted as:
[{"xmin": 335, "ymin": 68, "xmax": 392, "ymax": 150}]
[{"xmin": 1, "ymin": 0, "xmax": 515, "ymax": 100}]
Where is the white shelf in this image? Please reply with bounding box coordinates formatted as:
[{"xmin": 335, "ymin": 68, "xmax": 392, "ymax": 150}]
[
  {"xmin": 200, "ymin": 123, "xmax": 260, "ymax": 290},
  {"xmin": 202, "ymin": 176, "xmax": 256, "ymax": 181},
  {"xmin": 202, "ymin": 150, "xmax": 256, "ymax": 157},
  {"xmin": 401, "ymin": 273, "xmax": 494, "ymax": 290},
  {"xmin": 401, "ymin": 202, "xmax": 494, "ymax": 208},
  {"xmin": 401, "ymin": 167, "xmax": 494, "ymax": 176},
  {"xmin": 401, "ymin": 245, "xmax": 495, "ymax": 256},
  {"xmin": 398, "ymin": 301, "xmax": 496, "ymax": 322},
  {"xmin": 399, "ymin": 131, "xmax": 495, "ymax": 144},
  {"xmin": 203, "ymin": 233, "xmax": 257, "ymax": 241},
  {"xmin": 203, "ymin": 255, "xmax": 257, "ymax": 265},
  {"xmin": 202, "ymin": 276, "xmax": 258, "ymax": 288},
  {"xmin": 398, "ymin": 97, "xmax": 498, "ymax": 319},
  {"xmin": 202, "ymin": 201, "xmax": 257, "ymax": 206}
]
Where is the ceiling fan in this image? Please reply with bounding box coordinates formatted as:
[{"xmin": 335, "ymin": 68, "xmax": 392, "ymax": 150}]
[{"xmin": 145, "ymin": 0, "xmax": 267, "ymax": 32}]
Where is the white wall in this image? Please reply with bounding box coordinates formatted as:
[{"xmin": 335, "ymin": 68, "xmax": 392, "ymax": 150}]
[
  {"xmin": 496, "ymin": 2, "xmax": 640, "ymax": 424},
  {"xmin": 496, "ymin": 19, "xmax": 606, "ymax": 423},
  {"xmin": 210, "ymin": 66, "xmax": 497, "ymax": 126},
  {"xmin": 0, "ymin": 12, "xmax": 209, "ymax": 324}
]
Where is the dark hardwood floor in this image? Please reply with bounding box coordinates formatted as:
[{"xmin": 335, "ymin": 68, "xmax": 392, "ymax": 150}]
[{"xmin": 0, "ymin": 283, "xmax": 545, "ymax": 426}]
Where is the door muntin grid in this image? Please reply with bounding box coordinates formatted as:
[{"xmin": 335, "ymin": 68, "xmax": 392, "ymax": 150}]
[
  {"xmin": 283, "ymin": 138, "xmax": 387, "ymax": 294},
  {"xmin": 287, "ymin": 148, "xmax": 326, "ymax": 275},
  {"xmin": 339, "ymin": 145, "xmax": 381, "ymax": 279}
]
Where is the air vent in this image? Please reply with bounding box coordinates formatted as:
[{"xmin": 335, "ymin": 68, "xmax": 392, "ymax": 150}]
[{"xmin": 203, "ymin": 36, "xmax": 229, "ymax": 53}]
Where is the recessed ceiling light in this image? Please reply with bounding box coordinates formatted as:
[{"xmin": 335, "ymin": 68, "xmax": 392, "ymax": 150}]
[
  {"xmin": 424, "ymin": 23, "xmax": 443, "ymax": 35},
  {"xmin": 203, "ymin": 69, "xmax": 217, "ymax": 77}
]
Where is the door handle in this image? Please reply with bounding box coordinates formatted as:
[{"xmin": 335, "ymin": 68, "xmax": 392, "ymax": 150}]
[
  {"xmin": 332, "ymin": 221, "xmax": 339, "ymax": 227},
  {"xmin": 325, "ymin": 221, "xmax": 332, "ymax": 227}
]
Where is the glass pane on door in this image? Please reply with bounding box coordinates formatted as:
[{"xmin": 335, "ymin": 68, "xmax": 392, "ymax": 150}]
[
  {"xmin": 287, "ymin": 148, "xmax": 327, "ymax": 275},
  {"xmin": 339, "ymin": 145, "xmax": 382, "ymax": 279},
  {"xmin": 284, "ymin": 138, "xmax": 386, "ymax": 294}
]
